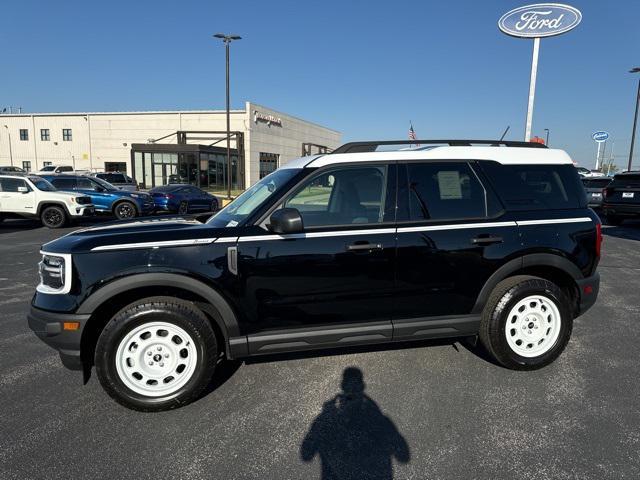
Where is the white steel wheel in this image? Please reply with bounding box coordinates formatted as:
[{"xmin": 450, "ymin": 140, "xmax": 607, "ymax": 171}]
[
  {"xmin": 115, "ymin": 321, "xmax": 198, "ymax": 397},
  {"xmin": 504, "ymin": 295, "xmax": 562, "ymax": 358}
]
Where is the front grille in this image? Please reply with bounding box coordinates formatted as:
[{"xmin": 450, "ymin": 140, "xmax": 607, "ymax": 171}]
[{"xmin": 76, "ymin": 196, "xmax": 92, "ymax": 205}]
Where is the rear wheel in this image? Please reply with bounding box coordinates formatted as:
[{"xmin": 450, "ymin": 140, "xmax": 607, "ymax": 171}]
[
  {"xmin": 479, "ymin": 275, "xmax": 572, "ymax": 370},
  {"xmin": 40, "ymin": 205, "xmax": 67, "ymax": 228},
  {"xmin": 114, "ymin": 201, "xmax": 137, "ymax": 220},
  {"xmin": 95, "ymin": 297, "xmax": 218, "ymax": 411}
]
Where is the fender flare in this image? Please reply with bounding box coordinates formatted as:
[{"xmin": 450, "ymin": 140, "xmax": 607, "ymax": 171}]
[
  {"xmin": 37, "ymin": 200, "xmax": 71, "ymax": 216},
  {"xmin": 471, "ymin": 254, "xmax": 583, "ymax": 314},
  {"xmin": 76, "ymin": 273, "xmax": 242, "ymax": 354}
]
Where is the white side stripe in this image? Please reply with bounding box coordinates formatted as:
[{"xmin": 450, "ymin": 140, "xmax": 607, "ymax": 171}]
[
  {"xmin": 89, "ymin": 217, "xmax": 594, "ymax": 250},
  {"xmin": 397, "ymin": 221, "xmax": 516, "ymax": 233},
  {"xmin": 237, "ymin": 228, "xmax": 397, "ymax": 242},
  {"xmin": 516, "ymin": 217, "xmax": 592, "ymax": 226},
  {"xmin": 91, "ymin": 238, "xmax": 217, "ymax": 251}
]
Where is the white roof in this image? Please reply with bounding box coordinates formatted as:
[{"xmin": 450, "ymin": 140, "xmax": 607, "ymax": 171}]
[{"xmin": 303, "ymin": 146, "xmax": 573, "ymax": 168}]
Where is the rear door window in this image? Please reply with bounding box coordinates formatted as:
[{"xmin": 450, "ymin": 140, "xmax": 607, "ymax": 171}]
[
  {"xmin": 402, "ymin": 162, "xmax": 498, "ymax": 221},
  {"xmin": 480, "ymin": 162, "xmax": 586, "ymax": 210}
]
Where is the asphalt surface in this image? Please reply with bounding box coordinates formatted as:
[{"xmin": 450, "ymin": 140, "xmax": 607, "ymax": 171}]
[{"xmin": 1, "ymin": 216, "xmax": 639, "ymax": 480}]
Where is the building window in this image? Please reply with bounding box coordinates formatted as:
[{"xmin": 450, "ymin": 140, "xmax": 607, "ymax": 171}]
[
  {"xmin": 19, "ymin": 129, "xmax": 29, "ymax": 141},
  {"xmin": 43, "ymin": 161, "xmax": 52, "ymax": 167},
  {"xmin": 22, "ymin": 161, "xmax": 32, "ymax": 172},
  {"xmin": 62, "ymin": 129, "xmax": 72, "ymax": 141},
  {"xmin": 259, "ymin": 152, "xmax": 279, "ymax": 179},
  {"xmin": 41, "ymin": 129, "xmax": 50, "ymax": 141}
]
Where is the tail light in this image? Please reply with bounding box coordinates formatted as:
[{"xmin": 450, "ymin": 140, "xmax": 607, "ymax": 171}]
[
  {"xmin": 603, "ymin": 188, "xmax": 610, "ymax": 199},
  {"xmin": 595, "ymin": 222, "xmax": 602, "ymax": 258}
]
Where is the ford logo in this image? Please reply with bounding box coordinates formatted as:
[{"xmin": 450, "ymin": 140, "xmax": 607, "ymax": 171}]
[
  {"xmin": 498, "ymin": 3, "xmax": 582, "ymax": 38},
  {"xmin": 592, "ymin": 131, "xmax": 609, "ymax": 142}
]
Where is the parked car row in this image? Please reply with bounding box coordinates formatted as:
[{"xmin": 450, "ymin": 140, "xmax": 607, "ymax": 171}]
[
  {"xmin": 579, "ymin": 171, "xmax": 640, "ymax": 225},
  {"xmin": 0, "ymin": 173, "xmax": 219, "ymax": 228}
]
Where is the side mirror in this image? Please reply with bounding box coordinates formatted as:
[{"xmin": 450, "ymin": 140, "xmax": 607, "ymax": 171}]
[
  {"xmin": 268, "ymin": 208, "xmax": 303, "ymax": 234},
  {"xmin": 18, "ymin": 186, "xmax": 29, "ymax": 193}
]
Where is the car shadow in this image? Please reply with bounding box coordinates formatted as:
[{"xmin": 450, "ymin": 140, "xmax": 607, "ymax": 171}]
[
  {"xmin": 0, "ymin": 219, "xmax": 43, "ymax": 234},
  {"xmin": 300, "ymin": 367, "xmax": 410, "ymax": 480}
]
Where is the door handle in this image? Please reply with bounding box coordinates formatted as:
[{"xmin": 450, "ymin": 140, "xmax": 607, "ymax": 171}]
[
  {"xmin": 471, "ymin": 235, "xmax": 503, "ymax": 245},
  {"xmin": 347, "ymin": 242, "xmax": 383, "ymax": 251}
]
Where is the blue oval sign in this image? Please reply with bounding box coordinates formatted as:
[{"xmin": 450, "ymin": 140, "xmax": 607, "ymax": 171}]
[
  {"xmin": 592, "ymin": 131, "xmax": 609, "ymax": 142},
  {"xmin": 498, "ymin": 3, "xmax": 582, "ymax": 38}
]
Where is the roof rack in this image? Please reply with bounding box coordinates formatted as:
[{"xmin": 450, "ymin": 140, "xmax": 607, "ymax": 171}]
[{"xmin": 331, "ymin": 139, "xmax": 548, "ymax": 154}]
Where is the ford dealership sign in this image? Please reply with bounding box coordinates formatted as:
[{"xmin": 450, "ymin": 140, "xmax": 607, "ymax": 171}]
[
  {"xmin": 499, "ymin": 3, "xmax": 582, "ymax": 38},
  {"xmin": 592, "ymin": 131, "xmax": 609, "ymax": 143}
]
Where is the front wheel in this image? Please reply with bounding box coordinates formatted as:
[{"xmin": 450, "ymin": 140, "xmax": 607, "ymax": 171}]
[
  {"xmin": 95, "ymin": 297, "xmax": 218, "ymax": 411},
  {"xmin": 479, "ymin": 275, "xmax": 572, "ymax": 370},
  {"xmin": 40, "ymin": 205, "xmax": 67, "ymax": 228}
]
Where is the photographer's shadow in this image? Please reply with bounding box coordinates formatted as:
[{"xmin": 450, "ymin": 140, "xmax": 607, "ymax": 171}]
[{"xmin": 300, "ymin": 367, "xmax": 410, "ymax": 480}]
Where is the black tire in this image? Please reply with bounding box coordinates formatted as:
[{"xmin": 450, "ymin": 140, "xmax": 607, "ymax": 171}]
[
  {"xmin": 479, "ymin": 275, "xmax": 573, "ymax": 370},
  {"xmin": 178, "ymin": 201, "xmax": 189, "ymax": 215},
  {"xmin": 95, "ymin": 296, "xmax": 218, "ymax": 411},
  {"xmin": 113, "ymin": 201, "xmax": 138, "ymax": 220},
  {"xmin": 40, "ymin": 205, "xmax": 67, "ymax": 228},
  {"xmin": 606, "ymin": 215, "xmax": 623, "ymax": 226}
]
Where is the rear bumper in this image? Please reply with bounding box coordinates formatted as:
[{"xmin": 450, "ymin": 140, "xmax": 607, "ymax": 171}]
[
  {"xmin": 27, "ymin": 306, "xmax": 90, "ymax": 370},
  {"xmin": 576, "ymin": 272, "xmax": 600, "ymax": 316},
  {"xmin": 602, "ymin": 203, "xmax": 640, "ymax": 217}
]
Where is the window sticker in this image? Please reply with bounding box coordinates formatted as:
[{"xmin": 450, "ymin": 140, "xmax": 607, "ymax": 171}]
[
  {"xmin": 226, "ymin": 220, "xmax": 239, "ymax": 227},
  {"xmin": 437, "ymin": 171, "xmax": 462, "ymax": 199}
]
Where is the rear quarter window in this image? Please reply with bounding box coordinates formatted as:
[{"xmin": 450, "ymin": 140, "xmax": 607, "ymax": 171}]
[{"xmin": 480, "ymin": 162, "xmax": 586, "ymax": 211}]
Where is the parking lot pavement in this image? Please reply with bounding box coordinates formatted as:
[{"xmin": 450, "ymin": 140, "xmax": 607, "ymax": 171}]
[{"xmin": 1, "ymin": 218, "xmax": 639, "ymax": 480}]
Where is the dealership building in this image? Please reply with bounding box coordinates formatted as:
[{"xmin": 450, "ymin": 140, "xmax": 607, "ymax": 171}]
[{"xmin": 0, "ymin": 102, "xmax": 341, "ymax": 190}]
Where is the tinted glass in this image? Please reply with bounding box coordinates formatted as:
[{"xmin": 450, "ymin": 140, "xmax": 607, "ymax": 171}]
[
  {"xmin": 51, "ymin": 178, "xmax": 77, "ymax": 189},
  {"xmin": 480, "ymin": 162, "xmax": 585, "ymax": 210},
  {"xmin": 582, "ymin": 178, "xmax": 611, "ymax": 188},
  {"xmin": 611, "ymin": 174, "xmax": 640, "ymax": 188},
  {"xmin": 0, "ymin": 178, "xmax": 27, "ymax": 192},
  {"xmin": 150, "ymin": 185, "xmax": 180, "ymax": 193},
  {"xmin": 98, "ymin": 173, "xmax": 126, "ymax": 183},
  {"xmin": 285, "ymin": 166, "xmax": 387, "ymax": 227},
  {"xmin": 29, "ymin": 177, "xmax": 56, "ymax": 191},
  {"xmin": 76, "ymin": 177, "xmax": 95, "ymax": 189},
  {"xmin": 405, "ymin": 162, "xmax": 487, "ymax": 221},
  {"xmin": 59, "ymin": 166, "xmax": 73, "ymax": 172}
]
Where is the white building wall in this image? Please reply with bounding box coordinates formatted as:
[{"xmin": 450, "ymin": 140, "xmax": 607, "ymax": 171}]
[{"xmin": 0, "ymin": 103, "xmax": 341, "ymax": 187}]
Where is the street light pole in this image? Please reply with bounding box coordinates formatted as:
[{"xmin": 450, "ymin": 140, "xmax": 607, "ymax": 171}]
[
  {"xmin": 3, "ymin": 125, "xmax": 13, "ymax": 166},
  {"xmin": 214, "ymin": 33, "xmax": 242, "ymax": 199},
  {"xmin": 628, "ymin": 68, "xmax": 640, "ymax": 172},
  {"xmin": 544, "ymin": 128, "xmax": 550, "ymax": 146}
]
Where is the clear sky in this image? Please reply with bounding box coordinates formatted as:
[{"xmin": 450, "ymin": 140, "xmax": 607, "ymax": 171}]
[{"xmin": 2, "ymin": 0, "xmax": 639, "ymax": 168}]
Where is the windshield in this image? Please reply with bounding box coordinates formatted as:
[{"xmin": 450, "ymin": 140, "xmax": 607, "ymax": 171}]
[
  {"xmin": 207, "ymin": 168, "xmax": 301, "ymax": 228},
  {"xmin": 28, "ymin": 176, "xmax": 57, "ymax": 192}
]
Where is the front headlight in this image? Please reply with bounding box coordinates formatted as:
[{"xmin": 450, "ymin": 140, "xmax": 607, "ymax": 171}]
[{"xmin": 37, "ymin": 252, "xmax": 72, "ymax": 294}]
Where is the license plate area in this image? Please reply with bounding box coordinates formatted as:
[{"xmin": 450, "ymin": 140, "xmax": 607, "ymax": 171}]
[{"xmin": 622, "ymin": 192, "xmax": 635, "ymax": 198}]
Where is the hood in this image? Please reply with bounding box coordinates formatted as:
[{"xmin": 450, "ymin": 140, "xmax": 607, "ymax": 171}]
[
  {"xmin": 41, "ymin": 217, "xmax": 235, "ymax": 254},
  {"xmin": 44, "ymin": 190, "xmax": 91, "ymax": 201}
]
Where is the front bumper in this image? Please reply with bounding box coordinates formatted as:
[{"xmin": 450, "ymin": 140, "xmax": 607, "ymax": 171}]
[
  {"xmin": 576, "ymin": 271, "xmax": 600, "ymax": 316},
  {"xmin": 27, "ymin": 306, "xmax": 91, "ymax": 370},
  {"xmin": 68, "ymin": 205, "xmax": 96, "ymax": 217}
]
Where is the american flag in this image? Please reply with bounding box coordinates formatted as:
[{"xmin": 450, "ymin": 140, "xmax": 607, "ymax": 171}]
[{"xmin": 408, "ymin": 122, "xmax": 419, "ymax": 146}]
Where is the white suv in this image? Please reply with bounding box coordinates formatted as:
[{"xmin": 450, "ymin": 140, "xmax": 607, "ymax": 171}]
[
  {"xmin": 38, "ymin": 165, "xmax": 75, "ymax": 174},
  {"xmin": 0, "ymin": 174, "xmax": 95, "ymax": 228}
]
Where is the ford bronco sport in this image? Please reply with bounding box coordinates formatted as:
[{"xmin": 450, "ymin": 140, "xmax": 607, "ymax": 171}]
[{"xmin": 28, "ymin": 140, "xmax": 601, "ymax": 411}]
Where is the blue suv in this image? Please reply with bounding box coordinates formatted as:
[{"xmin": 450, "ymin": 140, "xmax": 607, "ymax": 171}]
[{"xmin": 42, "ymin": 175, "xmax": 154, "ymax": 219}]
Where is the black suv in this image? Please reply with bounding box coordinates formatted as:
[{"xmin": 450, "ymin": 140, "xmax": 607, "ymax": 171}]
[
  {"xmin": 28, "ymin": 140, "xmax": 601, "ymax": 411},
  {"xmin": 602, "ymin": 171, "xmax": 640, "ymax": 225}
]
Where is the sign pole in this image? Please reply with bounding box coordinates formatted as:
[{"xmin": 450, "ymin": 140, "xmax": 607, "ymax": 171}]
[
  {"xmin": 595, "ymin": 141, "xmax": 602, "ymax": 170},
  {"xmin": 524, "ymin": 37, "xmax": 540, "ymax": 142}
]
